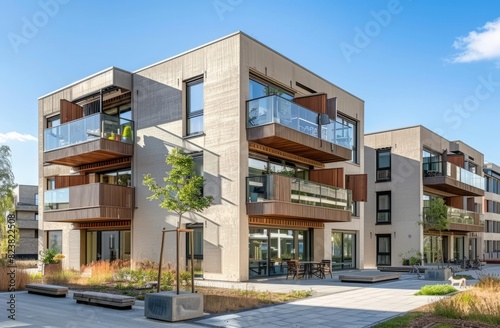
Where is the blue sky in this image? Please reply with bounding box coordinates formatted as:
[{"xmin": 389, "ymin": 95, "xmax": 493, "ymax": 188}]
[{"xmin": 1, "ymin": 0, "xmax": 500, "ymax": 185}]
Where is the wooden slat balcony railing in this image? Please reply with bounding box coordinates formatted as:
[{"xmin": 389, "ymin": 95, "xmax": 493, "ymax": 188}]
[{"xmin": 44, "ymin": 183, "xmax": 134, "ymax": 222}]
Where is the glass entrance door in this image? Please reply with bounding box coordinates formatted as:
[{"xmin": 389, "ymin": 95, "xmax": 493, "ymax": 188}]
[
  {"xmin": 86, "ymin": 230, "xmax": 130, "ymax": 263},
  {"xmin": 332, "ymin": 231, "xmax": 356, "ymax": 269}
]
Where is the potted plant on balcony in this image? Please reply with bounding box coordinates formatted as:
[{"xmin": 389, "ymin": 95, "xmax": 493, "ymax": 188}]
[{"xmin": 122, "ymin": 125, "xmax": 132, "ymax": 142}]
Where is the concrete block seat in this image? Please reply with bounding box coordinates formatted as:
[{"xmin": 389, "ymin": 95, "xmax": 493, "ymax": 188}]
[
  {"xmin": 73, "ymin": 291, "xmax": 135, "ymax": 310},
  {"xmin": 25, "ymin": 283, "xmax": 68, "ymax": 297},
  {"xmin": 339, "ymin": 271, "xmax": 401, "ymax": 283}
]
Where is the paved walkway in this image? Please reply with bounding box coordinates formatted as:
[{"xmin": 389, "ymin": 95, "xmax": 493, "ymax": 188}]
[{"xmin": 0, "ymin": 265, "xmax": 498, "ymax": 328}]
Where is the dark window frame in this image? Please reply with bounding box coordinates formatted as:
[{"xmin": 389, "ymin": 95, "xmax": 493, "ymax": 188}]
[
  {"xmin": 376, "ymin": 148, "xmax": 391, "ymax": 182},
  {"xmin": 186, "ymin": 77, "xmax": 204, "ymax": 136},
  {"xmin": 376, "ymin": 234, "xmax": 392, "ymax": 266},
  {"xmin": 376, "ymin": 191, "xmax": 391, "ymax": 224},
  {"xmin": 336, "ymin": 114, "xmax": 358, "ymax": 164}
]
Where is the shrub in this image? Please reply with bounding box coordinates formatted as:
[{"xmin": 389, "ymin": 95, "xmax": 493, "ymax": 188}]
[
  {"xmin": 415, "ymin": 284, "xmax": 457, "ymax": 296},
  {"xmin": 0, "ymin": 267, "xmax": 30, "ymax": 291},
  {"xmin": 40, "ymin": 249, "xmax": 62, "ymax": 264}
]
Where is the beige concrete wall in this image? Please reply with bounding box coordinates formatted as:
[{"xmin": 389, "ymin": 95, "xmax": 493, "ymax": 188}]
[
  {"xmin": 365, "ymin": 127, "xmax": 423, "ymax": 267},
  {"xmin": 133, "ymin": 34, "xmax": 242, "ymax": 281}
]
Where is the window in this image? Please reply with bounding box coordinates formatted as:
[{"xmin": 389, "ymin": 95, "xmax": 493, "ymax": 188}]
[
  {"xmin": 35, "ymin": 213, "xmax": 38, "ymax": 221},
  {"xmin": 100, "ymin": 169, "xmax": 131, "ymax": 186},
  {"xmin": 47, "ymin": 230, "xmax": 62, "ymax": 253},
  {"xmin": 186, "ymin": 224, "xmax": 203, "ymax": 260},
  {"xmin": 376, "ymin": 191, "xmax": 391, "ymax": 224},
  {"xmin": 186, "ymin": 78, "xmax": 204, "ymax": 136},
  {"xmin": 34, "ymin": 230, "xmax": 38, "ymax": 238},
  {"xmin": 47, "ymin": 115, "xmax": 60, "ymax": 128},
  {"xmin": 336, "ymin": 114, "xmax": 358, "ymax": 164},
  {"xmin": 376, "ymin": 234, "xmax": 391, "ymax": 265},
  {"xmin": 249, "ymin": 78, "xmax": 293, "ymax": 100},
  {"xmin": 351, "ymin": 201, "xmax": 359, "ymax": 217},
  {"xmin": 35, "ymin": 193, "xmax": 38, "ymax": 205},
  {"xmin": 47, "ymin": 178, "xmax": 55, "ymax": 190},
  {"xmin": 376, "ymin": 148, "xmax": 391, "ymax": 181}
]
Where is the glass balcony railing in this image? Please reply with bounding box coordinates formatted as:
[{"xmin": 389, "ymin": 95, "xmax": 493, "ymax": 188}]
[
  {"xmin": 44, "ymin": 188, "xmax": 69, "ymax": 210},
  {"xmin": 246, "ymin": 95, "xmax": 353, "ymax": 149},
  {"xmin": 44, "ymin": 113, "xmax": 134, "ymax": 152},
  {"xmin": 423, "ymin": 205, "xmax": 483, "ymax": 226},
  {"xmin": 422, "ymin": 160, "xmax": 485, "ymax": 190},
  {"xmin": 247, "ymin": 174, "xmax": 351, "ymax": 211}
]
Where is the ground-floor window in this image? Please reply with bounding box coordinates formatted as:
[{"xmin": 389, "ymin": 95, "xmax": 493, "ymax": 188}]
[
  {"xmin": 47, "ymin": 230, "xmax": 62, "ymax": 253},
  {"xmin": 249, "ymin": 227, "xmax": 311, "ymax": 277},
  {"xmin": 331, "ymin": 231, "xmax": 356, "ymax": 270},
  {"xmin": 85, "ymin": 230, "xmax": 130, "ymax": 263},
  {"xmin": 376, "ymin": 234, "xmax": 391, "ymax": 265},
  {"xmin": 186, "ymin": 223, "xmax": 203, "ymax": 277}
]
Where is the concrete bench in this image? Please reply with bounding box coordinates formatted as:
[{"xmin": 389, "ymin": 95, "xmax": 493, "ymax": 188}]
[
  {"xmin": 26, "ymin": 283, "xmax": 68, "ymax": 297},
  {"xmin": 73, "ymin": 291, "xmax": 135, "ymax": 310}
]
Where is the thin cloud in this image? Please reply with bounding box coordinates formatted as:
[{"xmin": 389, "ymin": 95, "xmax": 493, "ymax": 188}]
[
  {"xmin": 450, "ymin": 18, "xmax": 500, "ymax": 63},
  {"xmin": 0, "ymin": 132, "xmax": 37, "ymax": 142}
]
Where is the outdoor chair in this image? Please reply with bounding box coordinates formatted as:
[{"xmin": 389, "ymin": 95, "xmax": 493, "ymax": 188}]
[
  {"xmin": 286, "ymin": 260, "xmax": 305, "ymax": 280},
  {"xmin": 320, "ymin": 259, "xmax": 333, "ymax": 278}
]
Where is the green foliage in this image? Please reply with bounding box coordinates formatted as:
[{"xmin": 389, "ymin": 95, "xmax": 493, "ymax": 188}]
[
  {"xmin": 40, "ymin": 248, "xmax": 64, "ymax": 264},
  {"xmin": 122, "ymin": 125, "xmax": 132, "ymax": 139},
  {"xmin": 422, "ymin": 198, "xmax": 449, "ymax": 267},
  {"xmin": 0, "ymin": 145, "xmax": 16, "ymax": 257},
  {"xmin": 143, "ymin": 148, "xmax": 213, "ymax": 228},
  {"xmin": 415, "ymin": 284, "xmax": 457, "ymax": 296},
  {"xmin": 373, "ymin": 313, "xmax": 424, "ymax": 328}
]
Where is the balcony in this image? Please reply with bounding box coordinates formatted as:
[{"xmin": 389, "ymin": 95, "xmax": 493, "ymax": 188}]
[
  {"xmin": 44, "ymin": 183, "xmax": 134, "ymax": 223},
  {"xmin": 246, "ymin": 174, "xmax": 352, "ymax": 223},
  {"xmin": 423, "ymin": 205, "xmax": 484, "ymax": 233},
  {"xmin": 246, "ymin": 95, "xmax": 352, "ymax": 163},
  {"xmin": 44, "ymin": 113, "xmax": 134, "ymax": 167},
  {"xmin": 423, "ymin": 161, "xmax": 485, "ymax": 196}
]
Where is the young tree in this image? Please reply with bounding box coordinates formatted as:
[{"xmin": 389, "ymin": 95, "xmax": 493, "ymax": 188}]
[
  {"xmin": 422, "ymin": 198, "xmax": 449, "ymax": 269},
  {"xmin": 0, "ymin": 145, "xmax": 16, "ymax": 258},
  {"xmin": 143, "ymin": 148, "xmax": 213, "ymax": 292}
]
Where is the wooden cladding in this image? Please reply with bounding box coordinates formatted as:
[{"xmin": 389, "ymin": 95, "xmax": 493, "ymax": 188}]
[
  {"xmin": 249, "ymin": 216, "xmax": 324, "ymax": 229},
  {"xmin": 248, "ymin": 142, "xmax": 324, "ymax": 168},
  {"xmin": 77, "ymin": 220, "xmax": 131, "ymax": 230},
  {"xmin": 447, "ymin": 154, "xmax": 465, "ymax": 168},
  {"xmin": 310, "ymin": 168, "xmax": 344, "ymax": 188},
  {"xmin": 293, "ymin": 94, "xmax": 327, "ymax": 114},
  {"xmin": 60, "ymin": 99, "xmax": 83, "ymax": 124},
  {"xmin": 77, "ymin": 157, "xmax": 131, "ymax": 173},
  {"xmin": 445, "ymin": 196, "xmax": 464, "ymax": 209},
  {"xmin": 345, "ymin": 174, "xmax": 367, "ymax": 202},
  {"xmin": 55, "ymin": 175, "xmax": 89, "ymax": 188}
]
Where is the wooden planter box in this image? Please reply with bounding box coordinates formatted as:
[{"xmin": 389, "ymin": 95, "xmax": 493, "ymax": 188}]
[{"xmin": 43, "ymin": 263, "xmax": 62, "ymax": 276}]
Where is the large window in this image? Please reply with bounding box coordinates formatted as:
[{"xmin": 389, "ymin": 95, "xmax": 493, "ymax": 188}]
[
  {"xmin": 186, "ymin": 78, "xmax": 204, "ymax": 136},
  {"xmin": 332, "ymin": 231, "xmax": 356, "ymax": 270},
  {"xmin": 376, "ymin": 234, "xmax": 391, "ymax": 265},
  {"xmin": 376, "ymin": 191, "xmax": 391, "ymax": 224},
  {"xmin": 376, "ymin": 148, "xmax": 391, "ymax": 182},
  {"xmin": 249, "ymin": 78, "xmax": 293, "ymax": 100},
  {"xmin": 336, "ymin": 114, "xmax": 358, "ymax": 164},
  {"xmin": 100, "ymin": 169, "xmax": 131, "ymax": 187}
]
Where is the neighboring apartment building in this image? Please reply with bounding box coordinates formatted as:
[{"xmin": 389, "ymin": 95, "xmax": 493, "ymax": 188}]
[
  {"xmin": 13, "ymin": 185, "xmax": 39, "ymax": 259},
  {"xmin": 483, "ymin": 162, "xmax": 500, "ymax": 260},
  {"xmin": 364, "ymin": 126, "xmax": 485, "ymax": 267},
  {"xmin": 38, "ymin": 32, "xmax": 366, "ymax": 281}
]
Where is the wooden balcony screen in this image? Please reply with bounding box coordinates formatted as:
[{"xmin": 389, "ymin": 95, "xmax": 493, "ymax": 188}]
[
  {"xmin": 345, "ymin": 174, "xmax": 368, "ymax": 202},
  {"xmin": 309, "ymin": 168, "xmax": 344, "ymax": 188},
  {"xmin": 60, "ymin": 99, "xmax": 83, "ymax": 124}
]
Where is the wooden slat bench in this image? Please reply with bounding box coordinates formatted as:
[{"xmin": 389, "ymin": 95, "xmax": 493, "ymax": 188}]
[
  {"xmin": 25, "ymin": 283, "xmax": 68, "ymax": 297},
  {"xmin": 73, "ymin": 291, "xmax": 135, "ymax": 310}
]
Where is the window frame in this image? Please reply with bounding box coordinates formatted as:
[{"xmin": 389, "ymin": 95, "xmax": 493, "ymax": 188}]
[
  {"xmin": 186, "ymin": 77, "xmax": 204, "ymax": 136},
  {"xmin": 376, "ymin": 234, "xmax": 392, "ymax": 266},
  {"xmin": 376, "ymin": 148, "xmax": 391, "ymax": 182},
  {"xmin": 376, "ymin": 191, "xmax": 391, "ymax": 224},
  {"xmin": 336, "ymin": 114, "xmax": 358, "ymax": 164}
]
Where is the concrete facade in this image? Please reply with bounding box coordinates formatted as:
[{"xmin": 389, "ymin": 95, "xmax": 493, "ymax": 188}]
[
  {"xmin": 38, "ymin": 32, "xmax": 365, "ymax": 281},
  {"xmin": 365, "ymin": 126, "xmax": 485, "ymax": 267},
  {"xmin": 483, "ymin": 162, "xmax": 500, "ymax": 260},
  {"xmin": 13, "ymin": 185, "xmax": 39, "ymax": 259}
]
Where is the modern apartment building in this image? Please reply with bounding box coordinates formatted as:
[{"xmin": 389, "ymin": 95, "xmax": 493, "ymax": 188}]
[
  {"xmin": 13, "ymin": 185, "xmax": 39, "ymax": 259},
  {"xmin": 364, "ymin": 126, "xmax": 485, "ymax": 267},
  {"xmin": 38, "ymin": 32, "xmax": 366, "ymax": 281},
  {"xmin": 483, "ymin": 162, "xmax": 500, "ymax": 260}
]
